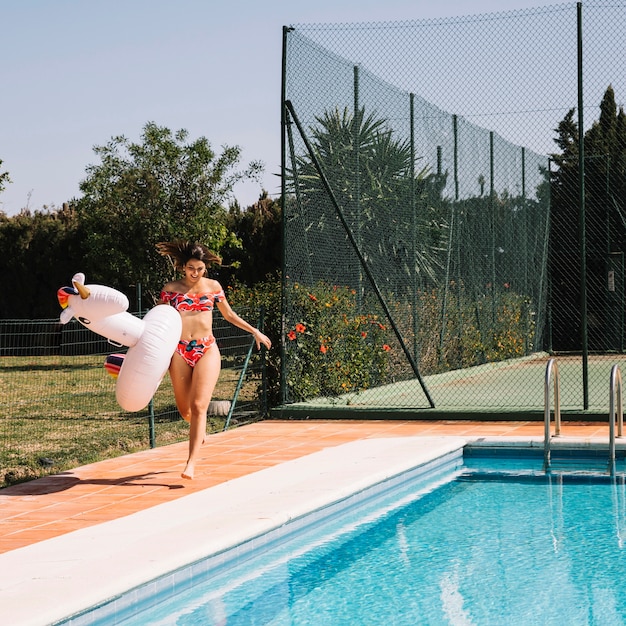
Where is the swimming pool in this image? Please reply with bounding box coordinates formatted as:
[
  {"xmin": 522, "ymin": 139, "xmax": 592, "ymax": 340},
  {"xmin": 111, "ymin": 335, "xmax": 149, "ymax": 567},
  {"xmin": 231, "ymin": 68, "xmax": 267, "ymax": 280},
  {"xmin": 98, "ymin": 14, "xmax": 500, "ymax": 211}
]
[{"xmin": 61, "ymin": 444, "xmax": 626, "ymax": 626}]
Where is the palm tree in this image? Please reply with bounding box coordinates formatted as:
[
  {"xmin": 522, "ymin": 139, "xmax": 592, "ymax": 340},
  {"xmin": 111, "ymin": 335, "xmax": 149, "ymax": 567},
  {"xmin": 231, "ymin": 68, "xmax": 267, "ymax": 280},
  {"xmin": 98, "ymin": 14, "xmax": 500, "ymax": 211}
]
[{"xmin": 287, "ymin": 106, "xmax": 448, "ymax": 292}]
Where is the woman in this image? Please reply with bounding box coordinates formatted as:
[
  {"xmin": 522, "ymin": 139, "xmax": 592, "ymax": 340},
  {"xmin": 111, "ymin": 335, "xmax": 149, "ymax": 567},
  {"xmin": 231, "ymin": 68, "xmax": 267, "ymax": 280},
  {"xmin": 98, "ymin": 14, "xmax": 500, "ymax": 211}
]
[{"xmin": 157, "ymin": 240, "xmax": 271, "ymax": 480}]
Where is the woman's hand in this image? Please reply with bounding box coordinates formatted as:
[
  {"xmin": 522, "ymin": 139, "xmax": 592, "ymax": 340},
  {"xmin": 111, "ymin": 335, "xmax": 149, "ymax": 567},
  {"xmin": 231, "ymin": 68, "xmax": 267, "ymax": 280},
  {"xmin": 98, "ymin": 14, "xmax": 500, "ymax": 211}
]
[{"xmin": 252, "ymin": 329, "xmax": 272, "ymax": 350}]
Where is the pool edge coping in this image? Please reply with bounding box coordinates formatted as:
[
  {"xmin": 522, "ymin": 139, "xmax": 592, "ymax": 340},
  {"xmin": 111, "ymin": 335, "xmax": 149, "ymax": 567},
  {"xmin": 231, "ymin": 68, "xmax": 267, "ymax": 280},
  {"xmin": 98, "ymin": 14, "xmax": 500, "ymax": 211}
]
[
  {"xmin": 3, "ymin": 433, "xmax": 624, "ymax": 625},
  {"xmin": 0, "ymin": 435, "xmax": 465, "ymax": 626}
]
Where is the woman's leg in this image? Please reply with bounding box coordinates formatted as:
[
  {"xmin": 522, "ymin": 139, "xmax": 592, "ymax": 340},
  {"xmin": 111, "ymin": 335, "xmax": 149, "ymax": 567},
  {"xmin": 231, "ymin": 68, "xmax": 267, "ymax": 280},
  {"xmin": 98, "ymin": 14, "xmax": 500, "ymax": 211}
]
[
  {"xmin": 182, "ymin": 345, "xmax": 221, "ymax": 479},
  {"xmin": 168, "ymin": 353, "xmax": 193, "ymax": 422}
]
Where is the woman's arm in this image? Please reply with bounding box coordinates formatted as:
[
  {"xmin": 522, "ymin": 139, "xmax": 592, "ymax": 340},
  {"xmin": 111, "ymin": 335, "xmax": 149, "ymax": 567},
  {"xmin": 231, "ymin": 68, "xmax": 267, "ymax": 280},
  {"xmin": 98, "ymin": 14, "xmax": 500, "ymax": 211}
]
[{"xmin": 216, "ymin": 298, "xmax": 271, "ymax": 350}]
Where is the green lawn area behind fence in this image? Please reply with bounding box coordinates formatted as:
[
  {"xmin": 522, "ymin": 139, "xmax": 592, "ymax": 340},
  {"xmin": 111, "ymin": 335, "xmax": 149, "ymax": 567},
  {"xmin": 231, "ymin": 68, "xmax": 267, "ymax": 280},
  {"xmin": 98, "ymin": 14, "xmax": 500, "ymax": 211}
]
[{"xmin": 1, "ymin": 312, "xmax": 267, "ymax": 487}]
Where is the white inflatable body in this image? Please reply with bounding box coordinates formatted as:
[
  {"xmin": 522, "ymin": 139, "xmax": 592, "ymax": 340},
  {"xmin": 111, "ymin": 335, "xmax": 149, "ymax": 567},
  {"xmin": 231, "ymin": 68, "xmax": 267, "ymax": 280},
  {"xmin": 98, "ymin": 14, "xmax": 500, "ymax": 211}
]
[{"xmin": 57, "ymin": 272, "xmax": 181, "ymax": 412}]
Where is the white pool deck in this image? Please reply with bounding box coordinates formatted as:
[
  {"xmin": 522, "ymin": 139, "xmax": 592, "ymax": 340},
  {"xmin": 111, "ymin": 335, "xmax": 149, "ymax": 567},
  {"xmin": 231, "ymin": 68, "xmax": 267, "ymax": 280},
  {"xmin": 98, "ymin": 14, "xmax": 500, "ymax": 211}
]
[{"xmin": 1, "ymin": 427, "xmax": 623, "ymax": 626}]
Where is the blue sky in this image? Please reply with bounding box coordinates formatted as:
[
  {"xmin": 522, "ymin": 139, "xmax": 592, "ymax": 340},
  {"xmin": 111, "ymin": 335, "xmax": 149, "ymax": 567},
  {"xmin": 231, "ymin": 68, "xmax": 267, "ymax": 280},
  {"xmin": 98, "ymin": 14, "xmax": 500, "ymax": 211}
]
[{"xmin": 1, "ymin": 0, "xmax": 567, "ymax": 215}]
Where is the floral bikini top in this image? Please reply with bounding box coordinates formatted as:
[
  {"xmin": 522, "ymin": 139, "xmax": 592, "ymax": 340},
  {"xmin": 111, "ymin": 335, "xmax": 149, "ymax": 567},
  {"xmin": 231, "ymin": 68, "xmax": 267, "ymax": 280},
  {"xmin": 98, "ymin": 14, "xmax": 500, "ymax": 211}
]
[{"xmin": 160, "ymin": 289, "xmax": 225, "ymax": 313}]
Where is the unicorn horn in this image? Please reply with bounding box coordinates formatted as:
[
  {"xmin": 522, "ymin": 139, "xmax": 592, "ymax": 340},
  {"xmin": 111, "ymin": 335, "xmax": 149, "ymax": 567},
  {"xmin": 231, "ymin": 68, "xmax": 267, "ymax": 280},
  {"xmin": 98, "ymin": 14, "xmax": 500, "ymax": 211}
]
[{"xmin": 74, "ymin": 281, "xmax": 91, "ymax": 299}]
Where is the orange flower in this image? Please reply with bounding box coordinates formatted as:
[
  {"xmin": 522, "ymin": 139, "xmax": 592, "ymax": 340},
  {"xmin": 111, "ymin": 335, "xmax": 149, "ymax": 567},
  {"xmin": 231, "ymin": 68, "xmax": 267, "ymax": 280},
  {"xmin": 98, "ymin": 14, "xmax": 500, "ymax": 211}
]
[
  {"xmin": 382, "ymin": 344, "xmax": 391, "ymax": 351},
  {"xmin": 295, "ymin": 323, "xmax": 306, "ymax": 333},
  {"xmin": 287, "ymin": 330, "xmax": 296, "ymax": 341},
  {"xmin": 361, "ymin": 331, "xmax": 367, "ymax": 338},
  {"xmin": 308, "ymin": 293, "xmax": 318, "ymax": 302},
  {"xmin": 320, "ymin": 344, "xmax": 328, "ymax": 354}
]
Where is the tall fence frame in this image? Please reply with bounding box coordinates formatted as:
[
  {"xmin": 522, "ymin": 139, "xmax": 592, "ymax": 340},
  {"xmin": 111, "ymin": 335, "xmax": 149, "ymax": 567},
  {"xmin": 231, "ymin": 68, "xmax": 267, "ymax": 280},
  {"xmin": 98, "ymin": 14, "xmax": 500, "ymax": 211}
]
[{"xmin": 279, "ymin": 2, "xmax": 626, "ymax": 417}]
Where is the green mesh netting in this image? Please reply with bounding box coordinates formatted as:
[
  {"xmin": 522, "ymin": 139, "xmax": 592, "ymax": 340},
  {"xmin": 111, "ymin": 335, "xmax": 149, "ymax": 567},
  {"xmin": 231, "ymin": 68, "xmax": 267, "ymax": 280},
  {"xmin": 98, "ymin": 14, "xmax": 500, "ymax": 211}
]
[{"xmin": 281, "ymin": 2, "xmax": 626, "ymax": 412}]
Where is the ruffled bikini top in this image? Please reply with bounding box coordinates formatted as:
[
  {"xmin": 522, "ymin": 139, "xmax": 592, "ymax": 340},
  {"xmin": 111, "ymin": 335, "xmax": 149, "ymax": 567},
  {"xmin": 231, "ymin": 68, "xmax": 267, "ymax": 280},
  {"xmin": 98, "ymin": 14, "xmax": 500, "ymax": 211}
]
[{"xmin": 160, "ymin": 289, "xmax": 225, "ymax": 313}]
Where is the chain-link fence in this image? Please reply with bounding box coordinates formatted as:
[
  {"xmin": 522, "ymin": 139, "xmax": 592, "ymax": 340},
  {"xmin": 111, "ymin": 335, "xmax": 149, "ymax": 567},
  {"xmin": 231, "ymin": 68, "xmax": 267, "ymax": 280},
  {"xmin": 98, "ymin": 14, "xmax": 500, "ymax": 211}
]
[
  {"xmin": 0, "ymin": 308, "xmax": 267, "ymax": 486},
  {"xmin": 280, "ymin": 2, "xmax": 626, "ymax": 415}
]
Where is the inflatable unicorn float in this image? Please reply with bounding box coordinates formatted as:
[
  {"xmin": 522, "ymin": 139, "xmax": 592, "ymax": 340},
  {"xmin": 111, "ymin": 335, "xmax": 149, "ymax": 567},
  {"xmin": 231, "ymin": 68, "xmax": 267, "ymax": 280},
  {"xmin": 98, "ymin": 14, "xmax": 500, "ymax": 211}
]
[{"xmin": 57, "ymin": 273, "xmax": 181, "ymax": 412}]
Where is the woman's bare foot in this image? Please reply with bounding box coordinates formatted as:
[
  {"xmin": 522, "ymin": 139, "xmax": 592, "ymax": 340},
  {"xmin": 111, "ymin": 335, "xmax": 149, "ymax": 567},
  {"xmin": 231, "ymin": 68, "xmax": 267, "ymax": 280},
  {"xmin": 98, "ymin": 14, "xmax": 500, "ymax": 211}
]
[{"xmin": 181, "ymin": 462, "xmax": 195, "ymax": 480}]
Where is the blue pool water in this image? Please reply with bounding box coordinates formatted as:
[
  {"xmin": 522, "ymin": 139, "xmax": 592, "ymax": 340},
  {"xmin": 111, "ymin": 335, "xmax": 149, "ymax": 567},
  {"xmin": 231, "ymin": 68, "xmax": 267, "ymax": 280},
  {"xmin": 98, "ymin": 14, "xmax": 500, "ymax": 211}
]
[{"xmin": 75, "ymin": 449, "xmax": 626, "ymax": 625}]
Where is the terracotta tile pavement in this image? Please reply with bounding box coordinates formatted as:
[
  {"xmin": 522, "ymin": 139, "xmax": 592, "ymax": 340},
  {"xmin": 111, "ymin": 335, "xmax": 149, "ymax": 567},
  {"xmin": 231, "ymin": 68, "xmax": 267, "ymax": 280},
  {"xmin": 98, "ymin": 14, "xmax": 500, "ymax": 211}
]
[{"xmin": 0, "ymin": 419, "xmax": 612, "ymax": 555}]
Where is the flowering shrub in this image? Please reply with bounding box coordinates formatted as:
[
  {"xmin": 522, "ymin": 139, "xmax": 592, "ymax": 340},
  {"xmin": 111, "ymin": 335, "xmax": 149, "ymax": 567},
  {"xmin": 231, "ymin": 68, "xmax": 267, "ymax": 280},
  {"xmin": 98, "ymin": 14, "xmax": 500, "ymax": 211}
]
[
  {"xmin": 228, "ymin": 277, "xmax": 535, "ymax": 405},
  {"xmin": 284, "ymin": 282, "xmax": 393, "ymax": 402},
  {"xmin": 224, "ymin": 279, "xmax": 282, "ymax": 405},
  {"xmin": 400, "ymin": 286, "xmax": 535, "ymax": 375}
]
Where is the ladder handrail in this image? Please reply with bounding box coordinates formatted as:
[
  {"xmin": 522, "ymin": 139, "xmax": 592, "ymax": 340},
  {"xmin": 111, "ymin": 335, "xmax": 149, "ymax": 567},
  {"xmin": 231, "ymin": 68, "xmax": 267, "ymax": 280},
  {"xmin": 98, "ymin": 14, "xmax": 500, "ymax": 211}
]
[
  {"xmin": 544, "ymin": 360, "xmax": 624, "ymax": 475},
  {"xmin": 544, "ymin": 358, "xmax": 561, "ymax": 467},
  {"xmin": 609, "ymin": 364, "xmax": 623, "ymax": 474}
]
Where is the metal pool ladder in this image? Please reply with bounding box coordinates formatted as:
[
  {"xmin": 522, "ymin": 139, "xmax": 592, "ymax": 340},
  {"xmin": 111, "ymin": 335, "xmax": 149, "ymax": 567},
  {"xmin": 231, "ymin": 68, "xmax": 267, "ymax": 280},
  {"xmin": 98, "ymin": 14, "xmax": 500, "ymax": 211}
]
[
  {"xmin": 544, "ymin": 359, "xmax": 624, "ymax": 474},
  {"xmin": 543, "ymin": 358, "xmax": 561, "ymax": 469}
]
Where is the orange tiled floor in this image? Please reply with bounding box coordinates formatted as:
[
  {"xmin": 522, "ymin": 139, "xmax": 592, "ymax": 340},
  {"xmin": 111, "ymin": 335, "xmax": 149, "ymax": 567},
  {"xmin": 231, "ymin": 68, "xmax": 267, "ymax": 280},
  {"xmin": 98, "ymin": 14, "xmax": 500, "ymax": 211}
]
[{"xmin": 0, "ymin": 419, "xmax": 612, "ymax": 555}]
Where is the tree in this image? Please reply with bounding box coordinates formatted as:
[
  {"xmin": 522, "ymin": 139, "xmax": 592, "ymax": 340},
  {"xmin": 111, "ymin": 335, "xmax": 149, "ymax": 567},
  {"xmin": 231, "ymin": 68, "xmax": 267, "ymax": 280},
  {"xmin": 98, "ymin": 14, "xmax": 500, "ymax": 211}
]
[
  {"xmin": 549, "ymin": 86, "xmax": 626, "ymax": 350},
  {"xmin": 0, "ymin": 204, "xmax": 81, "ymax": 317},
  {"xmin": 0, "ymin": 158, "xmax": 11, "ymax": 195},
  {"xmin": 224, "ymin": 191, "xmax": 281, "ymax": 286},
  {"xmin": 74, "ymin": 122, "xmax": 263, "ymax": 304},
  {"xmin": 287, "ymin": 106, "xmax": 447, "ymax": 292}
]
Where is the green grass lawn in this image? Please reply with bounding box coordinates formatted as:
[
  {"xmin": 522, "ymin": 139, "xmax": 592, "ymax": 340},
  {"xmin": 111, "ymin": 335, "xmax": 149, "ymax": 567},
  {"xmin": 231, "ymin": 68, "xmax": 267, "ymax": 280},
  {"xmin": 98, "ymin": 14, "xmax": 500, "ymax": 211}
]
[{"xmin": 0, "ymin": 354, "xmax": 263, "ymax": 487}]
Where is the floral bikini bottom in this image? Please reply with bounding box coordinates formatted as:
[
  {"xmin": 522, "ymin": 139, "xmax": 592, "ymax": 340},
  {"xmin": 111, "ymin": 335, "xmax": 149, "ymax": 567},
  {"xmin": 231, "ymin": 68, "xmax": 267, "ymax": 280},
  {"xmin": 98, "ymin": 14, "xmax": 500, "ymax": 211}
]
[{"xmin": 176, "ymin": 336, "xmax": 216, "ymax": 368}]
